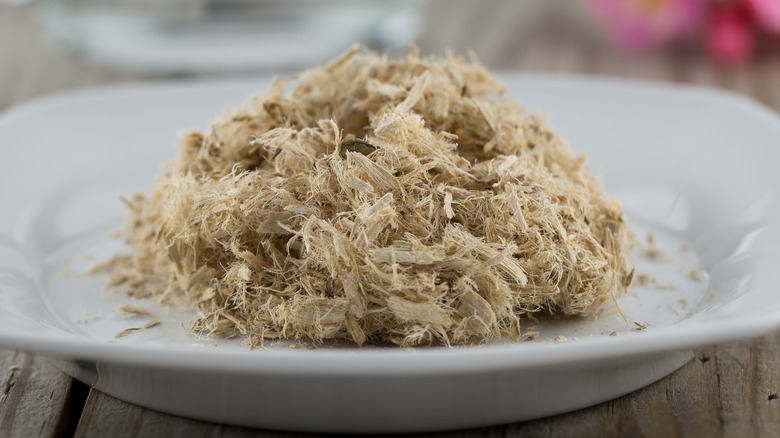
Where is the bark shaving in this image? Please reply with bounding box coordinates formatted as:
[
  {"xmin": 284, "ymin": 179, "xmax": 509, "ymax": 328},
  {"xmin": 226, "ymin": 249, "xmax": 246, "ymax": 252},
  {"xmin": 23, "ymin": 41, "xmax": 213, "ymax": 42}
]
[{"xmin": 104, "ymin": 46, "xmax": 634, "ymax": 346}]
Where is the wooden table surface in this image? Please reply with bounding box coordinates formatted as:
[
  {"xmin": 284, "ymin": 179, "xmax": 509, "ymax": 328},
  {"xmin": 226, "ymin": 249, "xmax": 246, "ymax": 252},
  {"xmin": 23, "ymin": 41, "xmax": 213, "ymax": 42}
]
[{"xmin": 2, "ymin": 2, "xmax": 780, "ymax": 437}]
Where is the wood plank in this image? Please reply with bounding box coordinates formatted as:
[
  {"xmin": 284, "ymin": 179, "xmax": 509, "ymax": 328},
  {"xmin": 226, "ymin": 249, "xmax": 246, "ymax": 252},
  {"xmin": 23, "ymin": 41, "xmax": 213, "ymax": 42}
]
[
  {"xmin": 500, "ymin": 334, "xmax": 778, "ymax": 437},
  {"xmin": 0, "ymin": 350, "xmax": 78, "ymax": 438},
  {"xmin": 74, "ymin": 390, "xmax": 309, "ymax": 438}
]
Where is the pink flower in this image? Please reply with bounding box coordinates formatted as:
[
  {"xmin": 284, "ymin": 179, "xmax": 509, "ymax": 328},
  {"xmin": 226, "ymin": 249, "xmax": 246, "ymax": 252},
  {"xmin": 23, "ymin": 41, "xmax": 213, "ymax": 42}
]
[
  {"xmin": 588, "ymin": 0, "xmax": 708, "ymax": 51},
  {"xmin": 747, "ymin": 0, "xmax": 780, "ymax": 35},
  {"xmin": 706, "ymin": 3, "xmax": 755, "ymax": 65}
]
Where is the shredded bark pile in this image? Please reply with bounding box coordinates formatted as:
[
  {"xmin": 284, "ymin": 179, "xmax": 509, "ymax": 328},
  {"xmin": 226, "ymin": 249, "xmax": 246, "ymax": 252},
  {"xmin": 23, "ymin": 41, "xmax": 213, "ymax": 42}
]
[{"xmin": 105, "ymin": 46, "xmax": 633, "ymax": 347}]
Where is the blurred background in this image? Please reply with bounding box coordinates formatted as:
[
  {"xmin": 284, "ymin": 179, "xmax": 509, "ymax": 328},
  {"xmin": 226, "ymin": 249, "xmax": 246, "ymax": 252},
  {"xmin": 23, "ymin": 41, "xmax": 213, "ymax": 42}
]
[{"xmin": 2, "ymin": 0, "xmax": 780, "ymax": 112}]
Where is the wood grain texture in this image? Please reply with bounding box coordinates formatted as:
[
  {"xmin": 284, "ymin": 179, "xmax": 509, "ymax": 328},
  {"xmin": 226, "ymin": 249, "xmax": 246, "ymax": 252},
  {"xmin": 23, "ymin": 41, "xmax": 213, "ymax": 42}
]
[
  {"xmin": 0, "ymin": 351, "xmax": 78, "ymax": 438},
  {"xmin": 73, "ymin": 391, "xmax": 303, "ymax": 438},
  {"xmin": 505, "ymin": 334, "xmax": 780, "ymax": 438},
  {"xmin": 3, "ymin": 2, "xmax": 780, "ymax": 437}
]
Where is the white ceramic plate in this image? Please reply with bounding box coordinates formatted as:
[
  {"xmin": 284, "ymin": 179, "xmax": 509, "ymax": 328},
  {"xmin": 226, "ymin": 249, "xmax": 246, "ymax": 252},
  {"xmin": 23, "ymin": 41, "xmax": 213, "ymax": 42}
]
[{"xmin": 1, "ymin": 75, "xmax": 779, "ymax": 433}]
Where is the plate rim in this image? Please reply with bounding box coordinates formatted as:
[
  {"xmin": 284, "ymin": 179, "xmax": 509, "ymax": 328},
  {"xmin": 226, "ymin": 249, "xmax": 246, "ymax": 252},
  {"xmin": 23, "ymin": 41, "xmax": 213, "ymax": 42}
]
[{"xmin": 2, "ymin": 73, "xmax": 780, "ymax": 376}]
